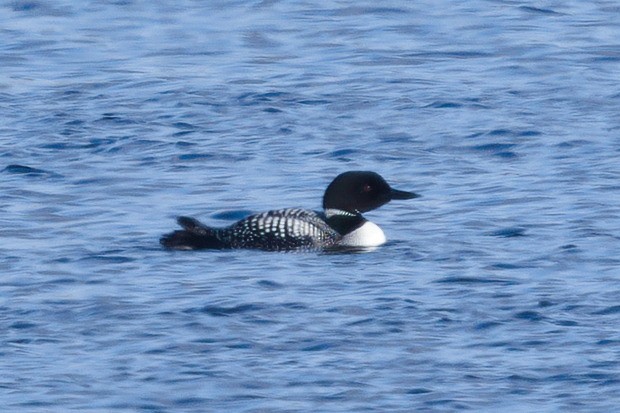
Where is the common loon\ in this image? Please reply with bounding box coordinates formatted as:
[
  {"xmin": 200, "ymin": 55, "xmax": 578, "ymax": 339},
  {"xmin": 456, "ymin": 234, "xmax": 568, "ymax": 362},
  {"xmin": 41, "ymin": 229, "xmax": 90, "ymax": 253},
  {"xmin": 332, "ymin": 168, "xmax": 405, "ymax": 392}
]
[{"xmin": 160, "ymin": 171, "xmax": 419, "ymax": 251}]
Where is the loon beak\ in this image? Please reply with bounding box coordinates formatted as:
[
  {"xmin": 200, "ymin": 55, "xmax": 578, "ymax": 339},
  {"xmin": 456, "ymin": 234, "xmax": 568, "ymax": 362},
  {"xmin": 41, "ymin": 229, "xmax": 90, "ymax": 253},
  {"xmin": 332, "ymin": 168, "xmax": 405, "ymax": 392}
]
[{"xmin": 390, "ymin": 188, "xmax": 420, "ymax": 200}]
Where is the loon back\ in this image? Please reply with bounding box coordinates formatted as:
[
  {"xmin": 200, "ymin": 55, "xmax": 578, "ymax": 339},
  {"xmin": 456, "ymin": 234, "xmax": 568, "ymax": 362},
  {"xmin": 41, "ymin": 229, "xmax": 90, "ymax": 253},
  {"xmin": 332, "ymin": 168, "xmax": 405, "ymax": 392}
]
[{"xmin": 160, "ymin": 171, "xmax": 419, "ymax": 252}]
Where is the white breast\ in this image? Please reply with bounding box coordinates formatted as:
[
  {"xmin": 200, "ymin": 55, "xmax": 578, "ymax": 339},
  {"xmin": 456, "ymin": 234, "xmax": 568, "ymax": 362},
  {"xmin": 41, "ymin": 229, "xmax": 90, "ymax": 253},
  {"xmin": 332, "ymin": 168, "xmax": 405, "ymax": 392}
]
[{"xmin": 339, "ymin": 221, "xmax": 386, "ymax": 247}]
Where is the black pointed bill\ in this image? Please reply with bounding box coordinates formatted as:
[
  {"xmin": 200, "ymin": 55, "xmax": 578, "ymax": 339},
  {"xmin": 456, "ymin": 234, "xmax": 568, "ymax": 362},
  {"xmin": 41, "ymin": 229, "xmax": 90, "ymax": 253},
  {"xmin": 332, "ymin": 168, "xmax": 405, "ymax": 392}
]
[{"xmin": 390, "ymin": 188, "xmax": 420, "ymax": 200}]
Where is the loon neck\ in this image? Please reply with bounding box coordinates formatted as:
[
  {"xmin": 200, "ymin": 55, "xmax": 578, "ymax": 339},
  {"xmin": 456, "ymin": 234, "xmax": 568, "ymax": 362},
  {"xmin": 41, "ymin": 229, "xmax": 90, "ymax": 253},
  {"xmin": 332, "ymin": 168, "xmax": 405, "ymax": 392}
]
[
  {"xmin": 323, "ymin": 208, "xmax": 365, "ymax": 234},
  {"xmin": 324, "ymin": 208, "xmax": 359, "ymax": 218}
]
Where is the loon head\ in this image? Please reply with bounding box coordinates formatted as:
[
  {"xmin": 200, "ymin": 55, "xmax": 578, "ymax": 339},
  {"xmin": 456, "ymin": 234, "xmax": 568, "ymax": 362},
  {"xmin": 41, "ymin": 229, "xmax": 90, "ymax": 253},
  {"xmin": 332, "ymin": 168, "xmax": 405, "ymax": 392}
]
[{"xmin": 322, "ymin": 171, "xmax": 419, "ymax": 215}]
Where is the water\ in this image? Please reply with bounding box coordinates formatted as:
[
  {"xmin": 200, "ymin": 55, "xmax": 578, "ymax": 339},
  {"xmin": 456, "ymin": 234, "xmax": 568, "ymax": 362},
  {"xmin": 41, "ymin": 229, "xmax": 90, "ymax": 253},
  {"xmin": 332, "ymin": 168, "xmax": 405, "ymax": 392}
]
[{"xmin": 2, "ymin": 1, "xmax": 620, "ymax": 412}]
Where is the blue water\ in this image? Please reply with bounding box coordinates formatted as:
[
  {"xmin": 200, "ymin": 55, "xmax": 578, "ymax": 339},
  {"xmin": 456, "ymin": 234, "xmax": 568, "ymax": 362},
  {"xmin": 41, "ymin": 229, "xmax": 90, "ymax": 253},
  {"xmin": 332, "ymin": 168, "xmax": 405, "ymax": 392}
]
[{"xmin": 2, "ymin": 1, "xmax": 620, "ymax": 412}]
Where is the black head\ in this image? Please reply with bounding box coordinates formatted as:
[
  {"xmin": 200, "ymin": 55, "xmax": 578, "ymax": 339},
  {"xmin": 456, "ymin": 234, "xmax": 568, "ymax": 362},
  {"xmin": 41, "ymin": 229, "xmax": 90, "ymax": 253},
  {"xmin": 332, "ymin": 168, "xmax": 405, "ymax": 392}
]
[{"xmin": 322, "ymin": 171, "xmax": 419, "ymax": 214}]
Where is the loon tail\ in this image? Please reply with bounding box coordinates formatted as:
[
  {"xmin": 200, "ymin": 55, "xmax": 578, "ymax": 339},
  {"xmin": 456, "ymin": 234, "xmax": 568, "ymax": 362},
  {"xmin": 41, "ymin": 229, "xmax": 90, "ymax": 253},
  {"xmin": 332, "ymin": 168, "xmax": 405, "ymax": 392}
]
[{"xmin": 160, "ymin": 216, "xmax": 227, "ymax": 250}]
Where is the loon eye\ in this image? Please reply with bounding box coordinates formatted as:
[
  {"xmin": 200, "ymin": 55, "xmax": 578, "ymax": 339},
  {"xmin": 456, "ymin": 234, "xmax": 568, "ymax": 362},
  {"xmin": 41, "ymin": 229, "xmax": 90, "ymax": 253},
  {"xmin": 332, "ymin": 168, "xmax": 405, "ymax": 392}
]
[{"xmin": 362, "ymin": 184, "xmax": 372, "ymax": 193}]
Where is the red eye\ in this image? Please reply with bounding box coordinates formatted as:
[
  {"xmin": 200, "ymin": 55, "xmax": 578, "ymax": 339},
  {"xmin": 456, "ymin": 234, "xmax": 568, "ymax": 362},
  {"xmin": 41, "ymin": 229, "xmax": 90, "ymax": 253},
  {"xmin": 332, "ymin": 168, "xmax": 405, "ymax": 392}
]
[{"xmin": 362, "ymin": 184, "xmax": 372, "ymax": 193}]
